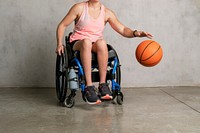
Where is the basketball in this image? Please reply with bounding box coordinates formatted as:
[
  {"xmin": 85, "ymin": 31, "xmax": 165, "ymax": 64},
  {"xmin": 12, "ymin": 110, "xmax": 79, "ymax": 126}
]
[{"xmin": 135, "ymin": 40, "xmax": 163, "ymax": 67}]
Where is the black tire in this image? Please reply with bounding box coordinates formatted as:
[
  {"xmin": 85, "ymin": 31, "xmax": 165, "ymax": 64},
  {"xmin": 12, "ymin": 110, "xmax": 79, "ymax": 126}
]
[
  {"xmin": 63, "ymin": 97, "xmax": 75, "ymax": 108},
  {"xmin": 55, "ymin": 47, "xmax": 68, "ymax": 103},
  {"xmin": 107, "ymin": 44, "xmax": 121, "ymax": 85},
  {"xmin": 116, "ymin": 92, "xmax": 123, "ymax": 105},
  {"xmin": 116, "ymin": 63, "xmax": 121, "ymax": 85}
]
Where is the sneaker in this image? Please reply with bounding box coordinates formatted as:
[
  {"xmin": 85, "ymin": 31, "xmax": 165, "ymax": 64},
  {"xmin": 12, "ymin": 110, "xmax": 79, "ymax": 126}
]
[
  {"xmin": 98, "ymin": 83, "xmax": 113, "ymax": 100},
  {"xmin": 84, "ymin": 85, "xmax": 101, "ymax": 105}
]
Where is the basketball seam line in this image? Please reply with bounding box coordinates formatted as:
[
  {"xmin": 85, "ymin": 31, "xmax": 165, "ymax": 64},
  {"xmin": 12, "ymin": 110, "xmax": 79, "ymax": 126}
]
[
  {"xmin": 142, "ymin": 46, "xmax": 161, "ymax": 61},
  {"xmin": 139, "ymin": 41, "xmax": 154, "ymax": 63},
  {"xmin": 142, "ymin": 57, "xmax": 162, "ymax": 66}
]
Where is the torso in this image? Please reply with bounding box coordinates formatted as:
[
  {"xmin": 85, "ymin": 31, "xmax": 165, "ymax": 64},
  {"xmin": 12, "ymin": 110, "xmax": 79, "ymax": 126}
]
[
  {"xmin": 75, "ymin": 1, "xmax": 110, "ymax": 25},
  {"xmin": 70, "ymin": 1, "xmax": 108, "ymax": 42}
]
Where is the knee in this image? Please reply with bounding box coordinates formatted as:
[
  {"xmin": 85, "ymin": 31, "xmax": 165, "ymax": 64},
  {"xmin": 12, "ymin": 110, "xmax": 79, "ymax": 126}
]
[
  {"xmin": 96, "ymin": 39, "xmax": 107, "ymax": 51},
  {"xmin": 81, "ymin": 38, "xmax": 92, "ymax": 50}
]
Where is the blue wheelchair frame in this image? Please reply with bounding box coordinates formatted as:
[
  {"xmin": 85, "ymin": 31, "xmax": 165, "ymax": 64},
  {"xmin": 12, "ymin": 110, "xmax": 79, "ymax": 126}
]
[{"xmin": 70, "ymin": 56, "xmax": 121, "ymax": 93}]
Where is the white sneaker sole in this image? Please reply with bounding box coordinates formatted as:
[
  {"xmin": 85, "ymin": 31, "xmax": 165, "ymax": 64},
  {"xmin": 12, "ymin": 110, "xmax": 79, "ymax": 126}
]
[{"xmin": 85, "ymin": 99, "xmax": 101, "ymax": 105}]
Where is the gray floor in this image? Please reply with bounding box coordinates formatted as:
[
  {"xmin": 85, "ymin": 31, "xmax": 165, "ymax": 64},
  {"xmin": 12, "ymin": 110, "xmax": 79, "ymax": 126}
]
[{"xmin": 0, "ymin": 87, "xmax": 200, "ymax": 133}]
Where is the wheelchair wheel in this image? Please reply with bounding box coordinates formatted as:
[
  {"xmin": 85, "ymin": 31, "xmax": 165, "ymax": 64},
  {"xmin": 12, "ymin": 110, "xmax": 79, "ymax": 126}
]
[
  {"xmin": 110, "ymin": 56, "xmax": 121, "ymax": 100},
  {"xmin": 116, "ymin": 92, "xmax": 124, "ymax": 105},
  {"xmin": 115, "ymin": 64, "xmax": 121, "ymax": 85},
  {"xmin": 63, "ymin": 97, "xmax": 75, "ymax": 108},
  {"xmin": 107, "ymin": 44, "xmax": 121, "ymax": 85},
  {"xmin": 55, "ymin": 47, "xmax": 69, "ymax": 103}
]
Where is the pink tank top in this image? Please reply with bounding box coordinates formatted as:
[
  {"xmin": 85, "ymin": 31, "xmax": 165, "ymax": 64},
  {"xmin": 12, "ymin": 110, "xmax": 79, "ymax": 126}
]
[{"xmin": 70, "ymin": 1, "xmax": 105, "ymax": 42}]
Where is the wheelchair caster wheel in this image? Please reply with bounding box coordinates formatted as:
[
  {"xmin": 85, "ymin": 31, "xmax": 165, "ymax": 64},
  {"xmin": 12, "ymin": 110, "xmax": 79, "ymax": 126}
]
[
  {"xmin": 116, "ymin": 92, "xmax": 123, "ymax": 105},
  {"xmin": 63, "ymin": 97, "xmax": 75, "ymax": 108}
]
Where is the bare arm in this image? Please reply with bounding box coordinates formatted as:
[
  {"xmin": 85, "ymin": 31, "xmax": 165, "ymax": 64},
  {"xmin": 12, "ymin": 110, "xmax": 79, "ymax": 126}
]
[
  {"xmin": 56, "ymin": 3, "xmax": 82, "ymax": 55},
  {"xmin": 106, "ymin": 8, "xmax": 153, "ymax": 39}
]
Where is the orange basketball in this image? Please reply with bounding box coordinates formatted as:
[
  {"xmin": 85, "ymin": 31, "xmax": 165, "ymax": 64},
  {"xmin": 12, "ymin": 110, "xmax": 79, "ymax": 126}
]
[{"xmin": 135, "ymin": 40, "xmax": 163, "ymax": 67}]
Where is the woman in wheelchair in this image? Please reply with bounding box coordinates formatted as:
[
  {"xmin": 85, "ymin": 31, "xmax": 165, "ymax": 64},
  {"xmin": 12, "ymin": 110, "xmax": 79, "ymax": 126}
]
[{"xmin": 56, "ymin": 0, "xmax": 152, "ymax": 105}]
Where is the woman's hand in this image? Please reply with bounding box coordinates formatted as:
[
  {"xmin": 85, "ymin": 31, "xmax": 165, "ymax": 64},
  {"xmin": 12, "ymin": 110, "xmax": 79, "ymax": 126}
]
[
  {"xmin": 135, "ymin": 31, "xmax": 153, "ymax": 39},
  {"xmin": 55, "ymin": 44, "xmax": 64, "ymax": 56}
]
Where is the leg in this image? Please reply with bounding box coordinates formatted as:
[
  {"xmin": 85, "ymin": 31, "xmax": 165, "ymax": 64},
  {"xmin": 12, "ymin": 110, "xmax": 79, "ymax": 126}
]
[
  {"xmin": 92, "ymin": 39, "xmax": 108, "ymax": 83},
  {"xmin": 92, "ymin": 39, "xmax": 112, "ymax": 100},
  {"xmin": 73, "ymin": 39, "xmax": 101, "ymax": 104},
  {"xmin": 73, "ymin": 39, "xmax": 93, "ymax": 86}
]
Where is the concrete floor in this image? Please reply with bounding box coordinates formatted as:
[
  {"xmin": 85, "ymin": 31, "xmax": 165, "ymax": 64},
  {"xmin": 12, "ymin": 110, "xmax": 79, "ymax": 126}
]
[{"xmin": 0, "ymin": 87, "xmax": 200, "ymax": 133}]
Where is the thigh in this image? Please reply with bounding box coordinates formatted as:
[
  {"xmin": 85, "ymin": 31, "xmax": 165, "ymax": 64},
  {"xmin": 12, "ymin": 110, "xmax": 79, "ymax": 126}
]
[
  {"xmin": 72, "ymin": 39, "xmax": 93, "ymax": 51},
  {"xmin": 92, "ymin": 39, "xmax": 107, "ymax": 53},
  {"xmin": 72, "ymin": 40, "xmax": 82, "ymax": 51}
]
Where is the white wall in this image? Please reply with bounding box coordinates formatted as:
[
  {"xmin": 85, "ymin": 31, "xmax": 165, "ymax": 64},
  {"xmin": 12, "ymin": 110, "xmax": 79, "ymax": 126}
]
[{"xmin": 0, "ymin": 0, "xmax": 200, "ymax": 87}]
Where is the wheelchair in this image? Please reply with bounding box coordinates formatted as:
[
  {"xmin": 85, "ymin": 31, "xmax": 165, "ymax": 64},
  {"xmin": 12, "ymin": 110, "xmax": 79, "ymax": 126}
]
[{"xmin": 55, "ymin": 33, "xmax": 123, "ymax": 108}]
